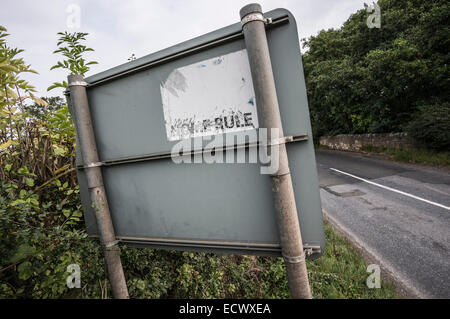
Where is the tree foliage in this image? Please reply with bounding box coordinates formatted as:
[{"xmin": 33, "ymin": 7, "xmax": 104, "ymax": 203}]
[
  {"xmin": 47, "ymin": 32, "xmax": 98, "ymax": 91},
  {"xmin": 0, "ymin": 27, "xmax": 84, "ymax": 297},
  {"xmin": 303, "ymin": 0, "xmax": 449, "ymax": 149}
]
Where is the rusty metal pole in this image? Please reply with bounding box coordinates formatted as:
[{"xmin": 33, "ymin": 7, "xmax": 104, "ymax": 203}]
[
  {"xmin": 239, "ymin": 3, "xmax": 312, "ymax": 299},
  {"xmin": 67, "ymin": 74, "xmax": 129, "ymax": 299}
]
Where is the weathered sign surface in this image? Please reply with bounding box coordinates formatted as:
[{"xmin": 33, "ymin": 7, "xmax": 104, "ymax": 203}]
[
  {"xmin": 161, "ymin": 49, "xmax": 258, "ymax": 141},
  {"xmin": 73, "ymin": 8, "xmax": 325, "ymax": 257}
]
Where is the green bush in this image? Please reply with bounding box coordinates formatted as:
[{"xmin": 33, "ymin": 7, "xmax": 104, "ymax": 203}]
[{"xmin": 407, "ymin": 102, "xmax": 450, "ymax": 150}]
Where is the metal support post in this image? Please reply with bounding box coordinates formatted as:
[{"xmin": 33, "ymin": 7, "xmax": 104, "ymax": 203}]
[
  {"xmin": 67, "ymin": 74, "xmax": 129, "ymax": 299},
  {"xmin": 239, "ymin": 3, "xmax": 312, "ymax": 299}
]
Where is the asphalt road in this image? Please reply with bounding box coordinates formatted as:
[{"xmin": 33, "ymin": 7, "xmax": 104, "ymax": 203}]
[{"xmin": 316, "ymin": 149, "xmax": 450, "ymax": 298}]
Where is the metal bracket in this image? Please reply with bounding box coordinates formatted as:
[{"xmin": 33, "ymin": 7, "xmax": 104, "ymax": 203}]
[
  {"xmin": 76, "ymin": 133, "xmax": 308, "ymax": 169},
  {"xmin": 103, "ymin": 239, "xmax": 120, "ymax": 248},
  {"xmin": 283, "ymin": 253, "xmax": 305, "ymax": 264},
  {"xmin": 282, "ymin": 245, "xmax": 321, "ymax": 263},
  {"xmin": 303, "ymin": 244, "xmax": 322, "ymax": 257},
  {"xmin": 241, "ymin": 13, "xmax": 273, "ymax": 28},
  {"xmin": 241, "ymin": 12, "xmax": 264, "ymax": 26},
  {"xmin": 267, "ymin": 134, "xmax": 306, "ymax": 146},
  {"xmin": 68, "ymin": 80, "xmax": 88, "ymax": 87},
  {"xmin": 83, "ymin": 161, "xmax": 103, "ymax": 169}
]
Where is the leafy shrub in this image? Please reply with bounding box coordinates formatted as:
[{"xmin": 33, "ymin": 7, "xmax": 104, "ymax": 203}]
[
  {"xmin": 47, "ymin": 31, "xmax": 98, "ymax": 91},
  {"xmin": 0, "ymin": 25, "xmax": 89, "ymax": 298},
  {"xmin": 407, "ymin": 102, "xmax": 450, "ymax": 150}
]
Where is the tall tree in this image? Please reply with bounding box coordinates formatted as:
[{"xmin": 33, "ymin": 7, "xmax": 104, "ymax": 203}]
[{"xmin": 303, "ymin": 0, "xmax": 449, "ymax": 149}]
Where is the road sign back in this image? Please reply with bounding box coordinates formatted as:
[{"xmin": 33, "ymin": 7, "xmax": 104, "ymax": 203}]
[{"xmin": 72, "ymin": 8, "xmax": 325, "ymax": 257}]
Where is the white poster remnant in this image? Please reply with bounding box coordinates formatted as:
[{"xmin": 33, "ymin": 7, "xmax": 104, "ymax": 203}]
[{"xmin": 160, "ymin": 49, "xmax": 258, "ymax": 141}]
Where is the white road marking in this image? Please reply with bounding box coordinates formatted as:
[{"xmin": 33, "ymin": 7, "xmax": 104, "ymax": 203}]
[{"xmin": 329, "ymin": 168, "xmax": 450, "ymax": 211}]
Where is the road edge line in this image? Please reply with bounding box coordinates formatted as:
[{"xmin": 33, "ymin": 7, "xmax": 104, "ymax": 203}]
[
  {"xmin": 329, "ymin": 167, "xmax": 450, "ymax": 211},
  {"xmin": 322, "ymin": 209, "xmax": 427, "ymax": 299}
]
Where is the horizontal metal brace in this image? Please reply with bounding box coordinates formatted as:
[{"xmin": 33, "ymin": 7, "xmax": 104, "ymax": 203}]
[
  {"xmin": 118, "ymin": 236, "xmax": 281, "ymax": 251},
  {"xmin": 268, "ymin": 134, "xmax": 308, "ymax": 146},
  {"xmin": 85, "ymin": 14, "xmax": 289, "ymax": 88},
  {"xmin": 77, "ymin": 133, "xmax": 307, "ymax": 169},
  {"xmin": 88, "ymin": 234, "xmax": 322, "ymax": 257}
]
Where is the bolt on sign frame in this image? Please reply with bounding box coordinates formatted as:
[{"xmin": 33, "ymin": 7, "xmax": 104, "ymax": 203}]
[{"xmin": 67, "ymin": 8, "xmax": 325, "ymax": 258}]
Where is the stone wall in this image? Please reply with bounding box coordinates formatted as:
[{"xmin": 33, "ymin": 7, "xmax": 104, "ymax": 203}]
[{"xmin": 319, "ymin": 133, "xmax": 414, "ymax": 151}]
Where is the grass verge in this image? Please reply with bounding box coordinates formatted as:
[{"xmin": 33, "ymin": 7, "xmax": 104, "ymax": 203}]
[
  {"xmin": 306, "ymin": 221, "xmax": 398, "ymax": 298},
  {"xmin": 359, "ymin": 145, "xmax": 450, "ymax": 168}
]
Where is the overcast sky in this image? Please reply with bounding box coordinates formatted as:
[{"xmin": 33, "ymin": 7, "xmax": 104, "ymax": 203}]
[{"xmin": 1, "ymin": 0, "xmax": 369, "ymax": 97}]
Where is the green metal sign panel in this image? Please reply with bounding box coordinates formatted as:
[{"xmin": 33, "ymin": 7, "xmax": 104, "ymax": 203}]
[{"xmin": 71, "ymin": 8, "xmax": 325, "ymax": 257}]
